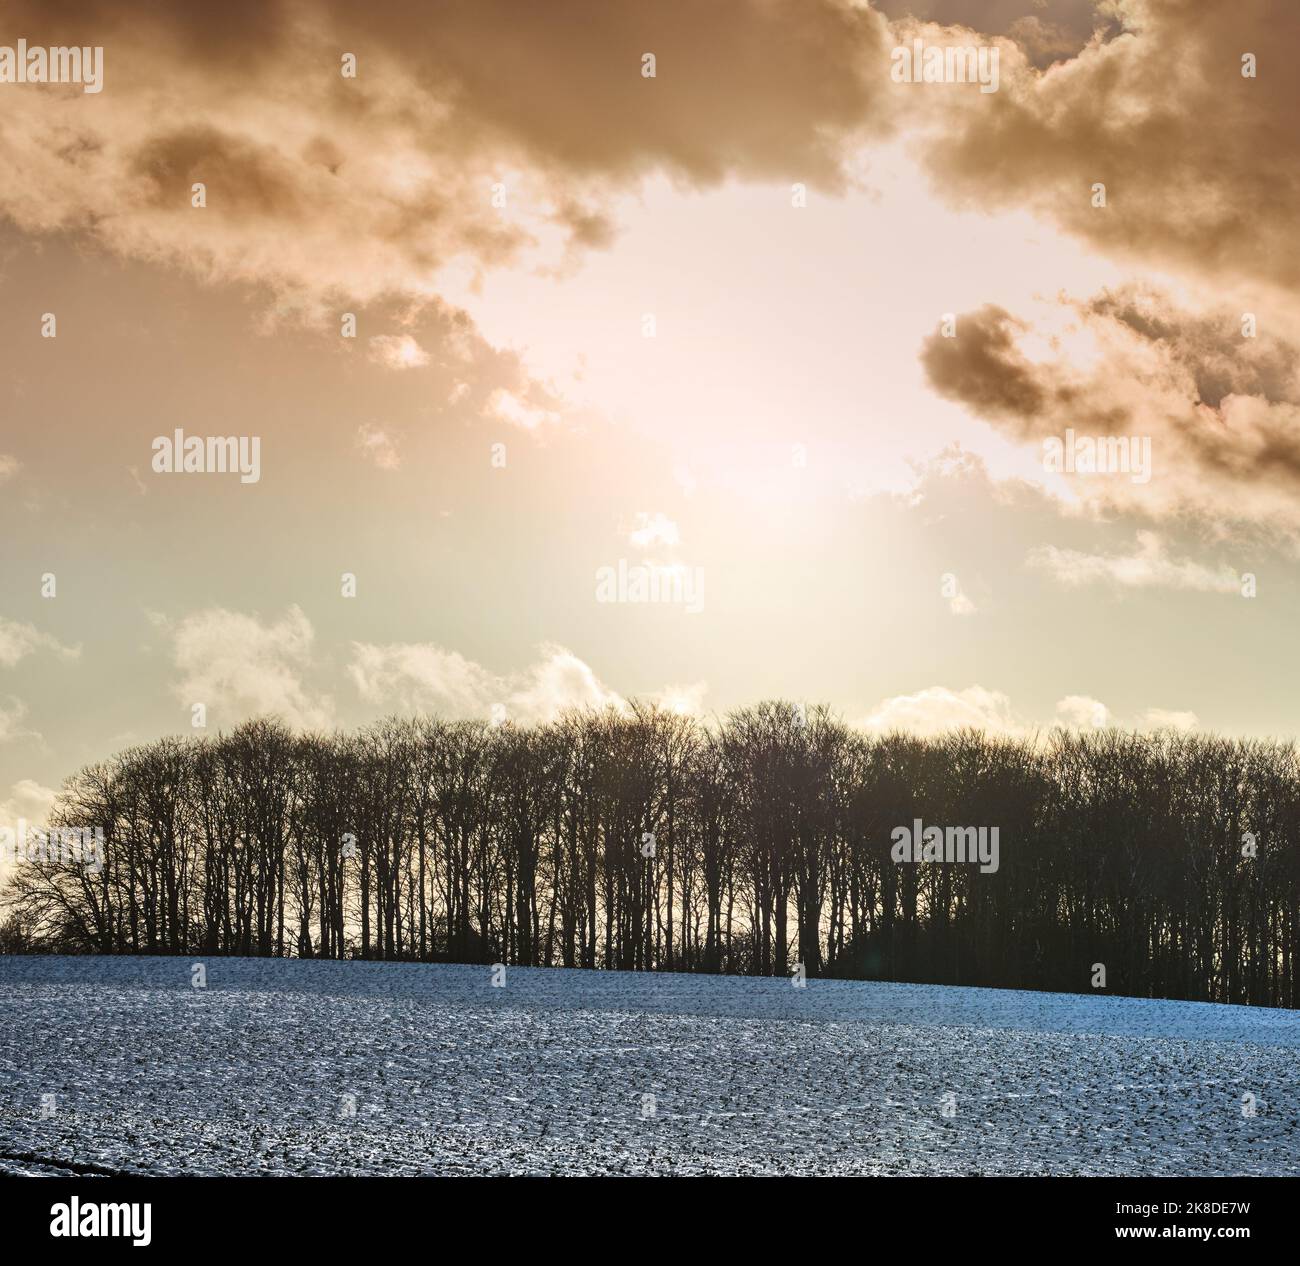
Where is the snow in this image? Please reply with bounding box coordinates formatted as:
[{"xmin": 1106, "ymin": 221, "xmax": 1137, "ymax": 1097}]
[{"xmin": 1, "ymin": 956, "xmax": 1297, "ymax": 1175}]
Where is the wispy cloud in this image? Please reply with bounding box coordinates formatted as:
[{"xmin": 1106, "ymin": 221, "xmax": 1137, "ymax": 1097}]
[
  {"xmin": 1028, "ymin": 532, "xmax": 1241, "ymax": 594},
  {"xmin": 350, "ymin": 640, "xmax": 623, "ymax": 725},
  {"xmin": 628, "ymin": 512, "xmax": 681, "ymax": 550},
  {"xmin": 356, "ymin": 424, "xmax": 402, "ymax": 471},
  {"xmin": 0, "ymin": 698, "xmax": 33, "ymax": 745},
  {"xmin": 856, "ymin": 685, "xmax": 1022, "ymax": 737},
  {"xmin": 350, "ymin": 640, "xmax": 704, "ymax": 724},
  {"xmin": 158, "ymin": 605, "xmax": 333, "ymax": 731},
  {"xmin": 0, "ymin": 617, "xmax": 80, "ymax": 669},
  {"xmin": 484, "ymin": 388, "xmax": 560, "ymax": 431},
  {"xmin": 368, "ymin": 334, "xmax": 429, "ymax": 371},
  {"xmin": 857, "ymin": 685, "xmax": 1198, "ymax": 739}
]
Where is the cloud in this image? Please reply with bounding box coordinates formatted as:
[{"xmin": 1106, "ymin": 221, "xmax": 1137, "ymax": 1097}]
[
  {"xmin": 368, "ymin": 334, "xmax": 429, "ymax": 371},
  {"xmin": 921, "ymin": 288, "xmax": 1300, "ymax": 538},
  {"xmin": 0, "ymin": 0, "xmax": 897, "ymax": 311},
  {"xmin": 162, "ymin": 605, "xmax": 332, "ymax": 730},
  {"xmin": 0, "ymin": 777, "xmax": 59, "ymax": 885},
  {"xmin": 917, "ymin": 0, "xmax": 1300, "ymax": 292},
  {"xmin": 1028, "ymin": 532, "xmax": 1242, "ymax": 594},
  {"xmin": 355, "ymin": 424, "xmax": 402, "ymax": 470},
  {"xmin": 873, "ymin": 0, "xmax": 1105, "ymax": 68},
  {"xmin": 350, "ymin": 640, "xmax": 698, "ymax": 724},
  {"xmin": 351, "ymin": 640, "xmax": 625, "ymax": 724},
  {"xmin": 0, "ymin": 455, "xmax": 18, "ymax": 482},
  {"xmin": 349, "ymin": 642, "xmax": 501, "ymax": 718},
  {"xmin": 0, "ymin": 617, "xmax": 80, "ymax": 668},
  {"xmin": 856, "ymin": 684, "xmax": 1198, "ymax": 738},
  {"xmin": 0, "ymin": 778, "xmax": 58, "ymax": 827},
  {"xmin": 1139, "ymin": 708, "xmax": 1198, "ymax": 732},
  {"xmin": 1055, "ymin": 695, "xmax": 1111, "ymax": 730},
  {"xmin": 1005, "ymin": 13, "xmax": 1098, "ymax": 66},
  {"xmin": 1055, "ymin": 696, "xmax": 1198, "ymax": 733},
  {"xmin": 484, "ymin": 387, "xmax": 560, "ymax": 431},
  {"xmin": 628, "ymin": 512, "xmax": 681, "ymax": 549},
  {"xmin": 920, "ymin": 304, "xmax": 1048, "ymax": 435},
  {"xmin": 506, "ymin": 645, "xmax": 627, "ymax": 722},
  {"xmin": 646, "ymin": 681, "xmax": 709, "ymax": 717},
  {"xmin": 856, "ymin": 685, "xmax": 1024, "ymax": 737},
  {"xmin": 0, "ymin": 698, "xmax": 33, "ymax": 745},
  {"xmin": 321, "ymin": 0, "xmax": 896, "ymax": 185}
]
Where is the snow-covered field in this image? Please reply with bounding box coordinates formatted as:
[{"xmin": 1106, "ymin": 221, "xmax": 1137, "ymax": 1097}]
[{"xmin": 1, "ymin": 956, "xmax": 1296, "ymax": 1176}]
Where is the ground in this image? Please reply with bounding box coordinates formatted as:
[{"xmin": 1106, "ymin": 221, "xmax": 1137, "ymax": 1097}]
[{"xmin": 1, "ymin": 956, "xmax": 1297, "ymax": 1176}]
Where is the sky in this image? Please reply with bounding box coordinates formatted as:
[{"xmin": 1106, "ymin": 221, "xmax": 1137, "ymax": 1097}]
[{"xmin": 2, "ymin": 0, "xmax": 1299, "ymax": 827}]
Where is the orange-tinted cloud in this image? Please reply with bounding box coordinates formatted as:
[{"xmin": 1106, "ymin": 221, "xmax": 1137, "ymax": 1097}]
[
  {"xmin": 918, "ymin": 0, "xmax": 1300, "ymax": 290},
  {"xmin": 0, "ymin": 0, "xmax": 897, "ymax": 310},
  {"xmin": 922, "ymin": 286, "xmax": 1300, "ymax": 538}
]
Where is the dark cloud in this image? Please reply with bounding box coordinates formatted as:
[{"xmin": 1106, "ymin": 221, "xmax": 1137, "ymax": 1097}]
[
  {"xmin": 920, "ymin": 305, "xmax": 1046, "ymax": 432},
  {"xmin": 921, "ymin": 288, "xmax": 1300, "ymax": 537},
  {"xmin": 0, "ymin": 0, "xmax": 897, "ymax": 306},
  {"xmin": 1089, "ymin": 292, "xmax": 1300, "ymax": 410},
  {"xmin": 6, "ymin": 0, "xmax": 292, "ymax": 70},
  {"xmin": 325, "ymin": 0, "xmax": 898, "ymax": 187},
  {"xmin": 873, "ymin": 0, "xmax": 1111, "ymax": 65},
  {"xmin": 920, "ymin": 0, "xmax": 1300, "ymax": 289},
  {"xmin": 131, "ymin": 128, "xmax": 307, "ymax": 220}
]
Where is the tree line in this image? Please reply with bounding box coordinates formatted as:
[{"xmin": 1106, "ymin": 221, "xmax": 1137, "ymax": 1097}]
[{"xmin": 2, "ymin": 704, "xmax": 1298, "ymax": 1008}]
